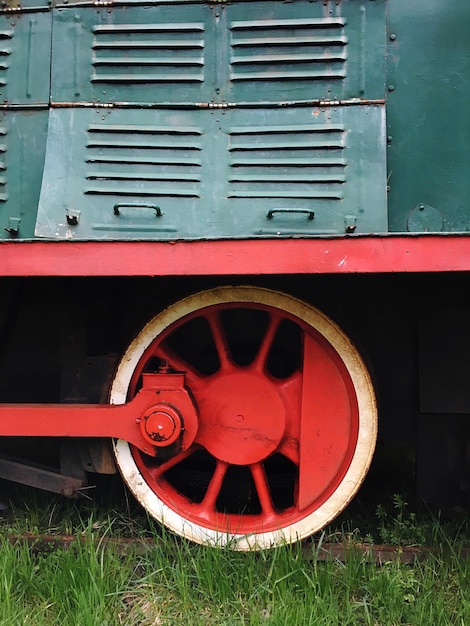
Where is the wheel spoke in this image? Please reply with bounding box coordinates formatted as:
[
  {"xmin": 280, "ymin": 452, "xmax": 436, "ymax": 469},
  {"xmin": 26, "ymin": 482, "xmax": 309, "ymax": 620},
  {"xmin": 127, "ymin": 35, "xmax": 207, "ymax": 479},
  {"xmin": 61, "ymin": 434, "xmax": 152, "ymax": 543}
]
[
  {"xmin": 197, "ymin": 459, "xmax": 229, "ymax": 513},
  {"xmin": 155, "ymin": 344, "xmax": 205, "ymax": 389},
  {"xmin": 149, "ymin": 446, "xmax": 197, "ymax": 481},
  {"xmin": 251, "ymin": 314, "xmax": 281, "ymax": 372},
  {"xmin": 205, "ymin": 310, "xmax": 232, "ymax": 371},
  {"xmin": 250, "ymin": 463, "xmax": 275, "ymax": 516}
]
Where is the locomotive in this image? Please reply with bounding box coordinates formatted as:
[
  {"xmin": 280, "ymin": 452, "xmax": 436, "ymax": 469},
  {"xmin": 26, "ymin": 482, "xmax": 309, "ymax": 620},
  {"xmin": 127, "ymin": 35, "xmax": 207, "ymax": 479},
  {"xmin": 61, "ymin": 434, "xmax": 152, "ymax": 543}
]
[{"xmin": 0, "ymin": 0, "xmax": 468, "ymax": 549}]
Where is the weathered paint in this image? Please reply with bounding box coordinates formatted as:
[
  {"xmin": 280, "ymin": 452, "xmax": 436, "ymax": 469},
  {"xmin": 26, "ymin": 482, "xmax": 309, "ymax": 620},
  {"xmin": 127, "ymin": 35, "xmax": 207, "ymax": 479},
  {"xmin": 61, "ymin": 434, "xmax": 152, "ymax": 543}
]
[
  {"xmin": 35, "ymin": 104, "xmax": 387, "ymax": 239},
  {"xmin": 2, "ymin": 235, "xmax": 470, "ymax": 276}
]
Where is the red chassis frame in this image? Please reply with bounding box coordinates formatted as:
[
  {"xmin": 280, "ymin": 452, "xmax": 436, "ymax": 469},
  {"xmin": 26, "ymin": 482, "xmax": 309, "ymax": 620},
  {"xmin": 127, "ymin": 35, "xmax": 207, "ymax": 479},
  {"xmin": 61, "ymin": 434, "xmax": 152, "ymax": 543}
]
[
  {"xmin": 2, "ymin": 235, "xmax": 470, "ymax": 277},
  {"xmin": 0, "ymin": 234, "xmax": 468, "ymax": 444}
]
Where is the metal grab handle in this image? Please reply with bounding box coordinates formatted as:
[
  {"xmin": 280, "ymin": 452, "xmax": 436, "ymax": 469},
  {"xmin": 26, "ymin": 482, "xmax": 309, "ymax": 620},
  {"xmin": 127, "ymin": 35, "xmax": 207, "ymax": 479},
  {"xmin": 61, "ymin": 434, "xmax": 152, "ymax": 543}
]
[
  {"xmin": 113, "ymin": 203, "xmax": 162, "ymax": 217},
  {"xmin": 266, "ymin": 208, "xmax": 315, "ymax": 221}
]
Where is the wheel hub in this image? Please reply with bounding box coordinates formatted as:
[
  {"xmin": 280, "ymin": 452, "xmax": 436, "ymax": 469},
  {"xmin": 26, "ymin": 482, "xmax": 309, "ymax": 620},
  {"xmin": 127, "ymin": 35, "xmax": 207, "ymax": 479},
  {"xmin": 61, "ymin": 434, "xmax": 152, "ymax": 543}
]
[
  {"xmin": 140, "ymin": 403, "xmax": 183, "ymax": 447},
  {"xmin": 197, "ymin": 372, "xmax": 286, "ymax": 465}
]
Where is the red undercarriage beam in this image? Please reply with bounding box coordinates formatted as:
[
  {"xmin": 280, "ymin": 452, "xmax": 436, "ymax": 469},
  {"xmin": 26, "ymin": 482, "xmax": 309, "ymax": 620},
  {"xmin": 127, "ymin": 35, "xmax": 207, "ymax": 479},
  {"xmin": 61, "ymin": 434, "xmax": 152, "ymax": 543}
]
[{"xmin": 1, "ymin": 235, "xmax": 470, "ymax": 277}]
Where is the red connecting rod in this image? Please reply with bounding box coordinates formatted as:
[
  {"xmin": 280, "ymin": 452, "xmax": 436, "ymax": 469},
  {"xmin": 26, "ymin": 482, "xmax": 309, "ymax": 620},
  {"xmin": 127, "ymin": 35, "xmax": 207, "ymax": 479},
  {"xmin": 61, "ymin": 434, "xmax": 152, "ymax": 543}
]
[{"xmin": 0, "ymin": 374, "xmax": 198, "ymax": 457}]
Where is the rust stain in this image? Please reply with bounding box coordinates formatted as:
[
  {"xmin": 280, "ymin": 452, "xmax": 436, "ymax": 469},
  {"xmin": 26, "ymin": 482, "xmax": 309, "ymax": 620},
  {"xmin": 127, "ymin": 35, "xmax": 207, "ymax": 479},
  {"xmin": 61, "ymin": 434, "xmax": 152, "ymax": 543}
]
[
  {"xmin": 1, "ymin": 0, "xmax": 22, "ymax": 10},
  {"xmin": 8, "ymin": 534, "xmax": 470, "ymax": 564},
  {"xmin": 303, "ymin": 542, "xmax": 470, "ymax": 565}
]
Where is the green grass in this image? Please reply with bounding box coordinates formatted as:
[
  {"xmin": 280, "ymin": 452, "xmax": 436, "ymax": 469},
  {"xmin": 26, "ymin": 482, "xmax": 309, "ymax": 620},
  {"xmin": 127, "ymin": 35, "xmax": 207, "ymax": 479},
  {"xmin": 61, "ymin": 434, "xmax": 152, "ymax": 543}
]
[
  {"xmin": 0, "ymin": 529, "xmax": 468, "ymax": 625},
  {"xmin": 0, "ymin": 478, "xmax": 468, "ymax": 625}
]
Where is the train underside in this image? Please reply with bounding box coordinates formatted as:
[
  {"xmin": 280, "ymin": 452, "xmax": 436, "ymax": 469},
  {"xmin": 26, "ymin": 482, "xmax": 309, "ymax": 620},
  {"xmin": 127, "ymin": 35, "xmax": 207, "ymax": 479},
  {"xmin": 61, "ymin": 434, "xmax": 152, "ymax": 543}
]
[
  {"xmin": 0, "ymin": 0, "xmax": 469, "ymax": 548},
  {"xmin": 1, "ymin": 246, "xmax": 470, "ymax": 548}
]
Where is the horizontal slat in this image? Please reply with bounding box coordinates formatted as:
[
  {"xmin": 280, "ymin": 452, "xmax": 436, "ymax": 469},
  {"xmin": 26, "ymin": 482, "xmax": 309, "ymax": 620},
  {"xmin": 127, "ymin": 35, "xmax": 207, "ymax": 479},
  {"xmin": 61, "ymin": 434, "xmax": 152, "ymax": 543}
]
[
  {"xmin": 231, "ymin": 52, "xmax": 346, "ymax": 64},
  {"xmin": 92, "ymin": 73, "xmax": 203, "ymax": 83},
  {"xmin": 87, "ymin": 172, "xmax": 201, "ymax": 182},
  {"xmin": 85, "ymin": 187, "xmax": 200, "ymax": 197},
  {"xmin": 88, "ymin": 125, "xmax": 202, "ymax": 135},
  {"xmin": 230, "ymin": 18, "xmax": 345, "ymax": 29},
  {"xmin": 229, "ymin": 139, "xmax": 344, "ymax": 150},
  {"xmin": 228, "ymin": 190, "xmax": 343, "ymax": 199},
  {"xmin": 93, "ymin": 41, "xmax": 204, "ymax": 50},
  {"xmin": 229, "ymin": 174, "xmax": 346, "ymax": 183},
  {"xmin": 229, "ymin": 124, "xmax": 344, "ymax": 134},
  {"xmin": 93, "ymin": 23, "xmax": 204, "ymax": 33},
  {"xmin": 230, "ymin": 158, "xmax": 346, "ymax": 167},
  {"xmin": 231, "ymin": 69, "xmax": 346, "ymax": 81},
  {"xmin": 87, "ymin": 156, "xmax": 202, "ymax": 166},
  {"xmin": 93, "ymin": 57, "xmax": 204, "ymax": 67},
  {"xmin": 232, "ymin": 36, "xmax": 347, "ymax": 47},
  {"xmin": 87, "ymin": 140, "xmax": 202, "ymax": 149}
]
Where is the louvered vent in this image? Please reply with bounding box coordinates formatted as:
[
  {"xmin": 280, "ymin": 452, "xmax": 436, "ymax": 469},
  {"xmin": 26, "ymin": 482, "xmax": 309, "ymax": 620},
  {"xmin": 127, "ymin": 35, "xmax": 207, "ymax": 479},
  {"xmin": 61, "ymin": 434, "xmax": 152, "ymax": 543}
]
[
  {"xmin": 85, "ymin": 124, "xmax": 202, "ymax": 198},
  {"xmin": 92, "ymin": 23, "xmax": 205, "ymax": 84},
  {"xmin": 228, "ymin": 124, "xmax": 346, "ymax": 199},
  {"xmin": 0, "ymin": 125, "xmax": 6, "ymax": 202},
  {"xmin": 0, "ymin": 29, "xmax": 13, "ymax": 89},
  {"xmin": 230, "ymin": 18, "xmax": 347, "ymax": 83}
]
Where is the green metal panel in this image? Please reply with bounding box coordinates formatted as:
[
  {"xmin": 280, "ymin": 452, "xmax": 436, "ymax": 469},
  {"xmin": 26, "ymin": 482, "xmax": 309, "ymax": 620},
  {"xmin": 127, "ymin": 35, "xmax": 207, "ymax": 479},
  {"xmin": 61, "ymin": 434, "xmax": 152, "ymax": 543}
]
[
  {"xmin": 0, "ymin": 11, "xmax": 51, "ymax": 105},
  {"xmin": 35, "ymin": 104, "xmax": 386, "ymax": 239},
  {"xmin": 51, "ymin": 0, "xmax": 385, "ymax": 106},
  {"xmin": 226, "ymin": 0, "xmax": 386, "ymax": 104},
  {"xmin": 51, "ymin": 3, "xmax": 216, "ymax": 105},
  {"xmin": 0, "ymin": 109, "xmax": 48, "ymax": 239},
  {"xmin": 387, "ymin": 0, "xmax": 470, "ymax": 232}
]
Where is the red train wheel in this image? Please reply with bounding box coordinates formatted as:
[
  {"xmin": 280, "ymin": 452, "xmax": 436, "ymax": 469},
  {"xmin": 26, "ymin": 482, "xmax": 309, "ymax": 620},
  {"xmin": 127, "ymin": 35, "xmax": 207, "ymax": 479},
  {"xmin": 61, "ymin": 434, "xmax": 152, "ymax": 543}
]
[{"xmin": 110, "ymin": 287, "xmax": 377, "ymax": 550}]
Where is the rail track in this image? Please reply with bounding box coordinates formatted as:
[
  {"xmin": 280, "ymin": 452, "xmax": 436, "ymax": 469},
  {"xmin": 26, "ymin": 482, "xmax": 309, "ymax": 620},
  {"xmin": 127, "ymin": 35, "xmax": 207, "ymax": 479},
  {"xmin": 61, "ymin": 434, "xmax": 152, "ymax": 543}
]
[{"xmin": 5, "ymin": 534, "xmax": 469, "ymax": 565}]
